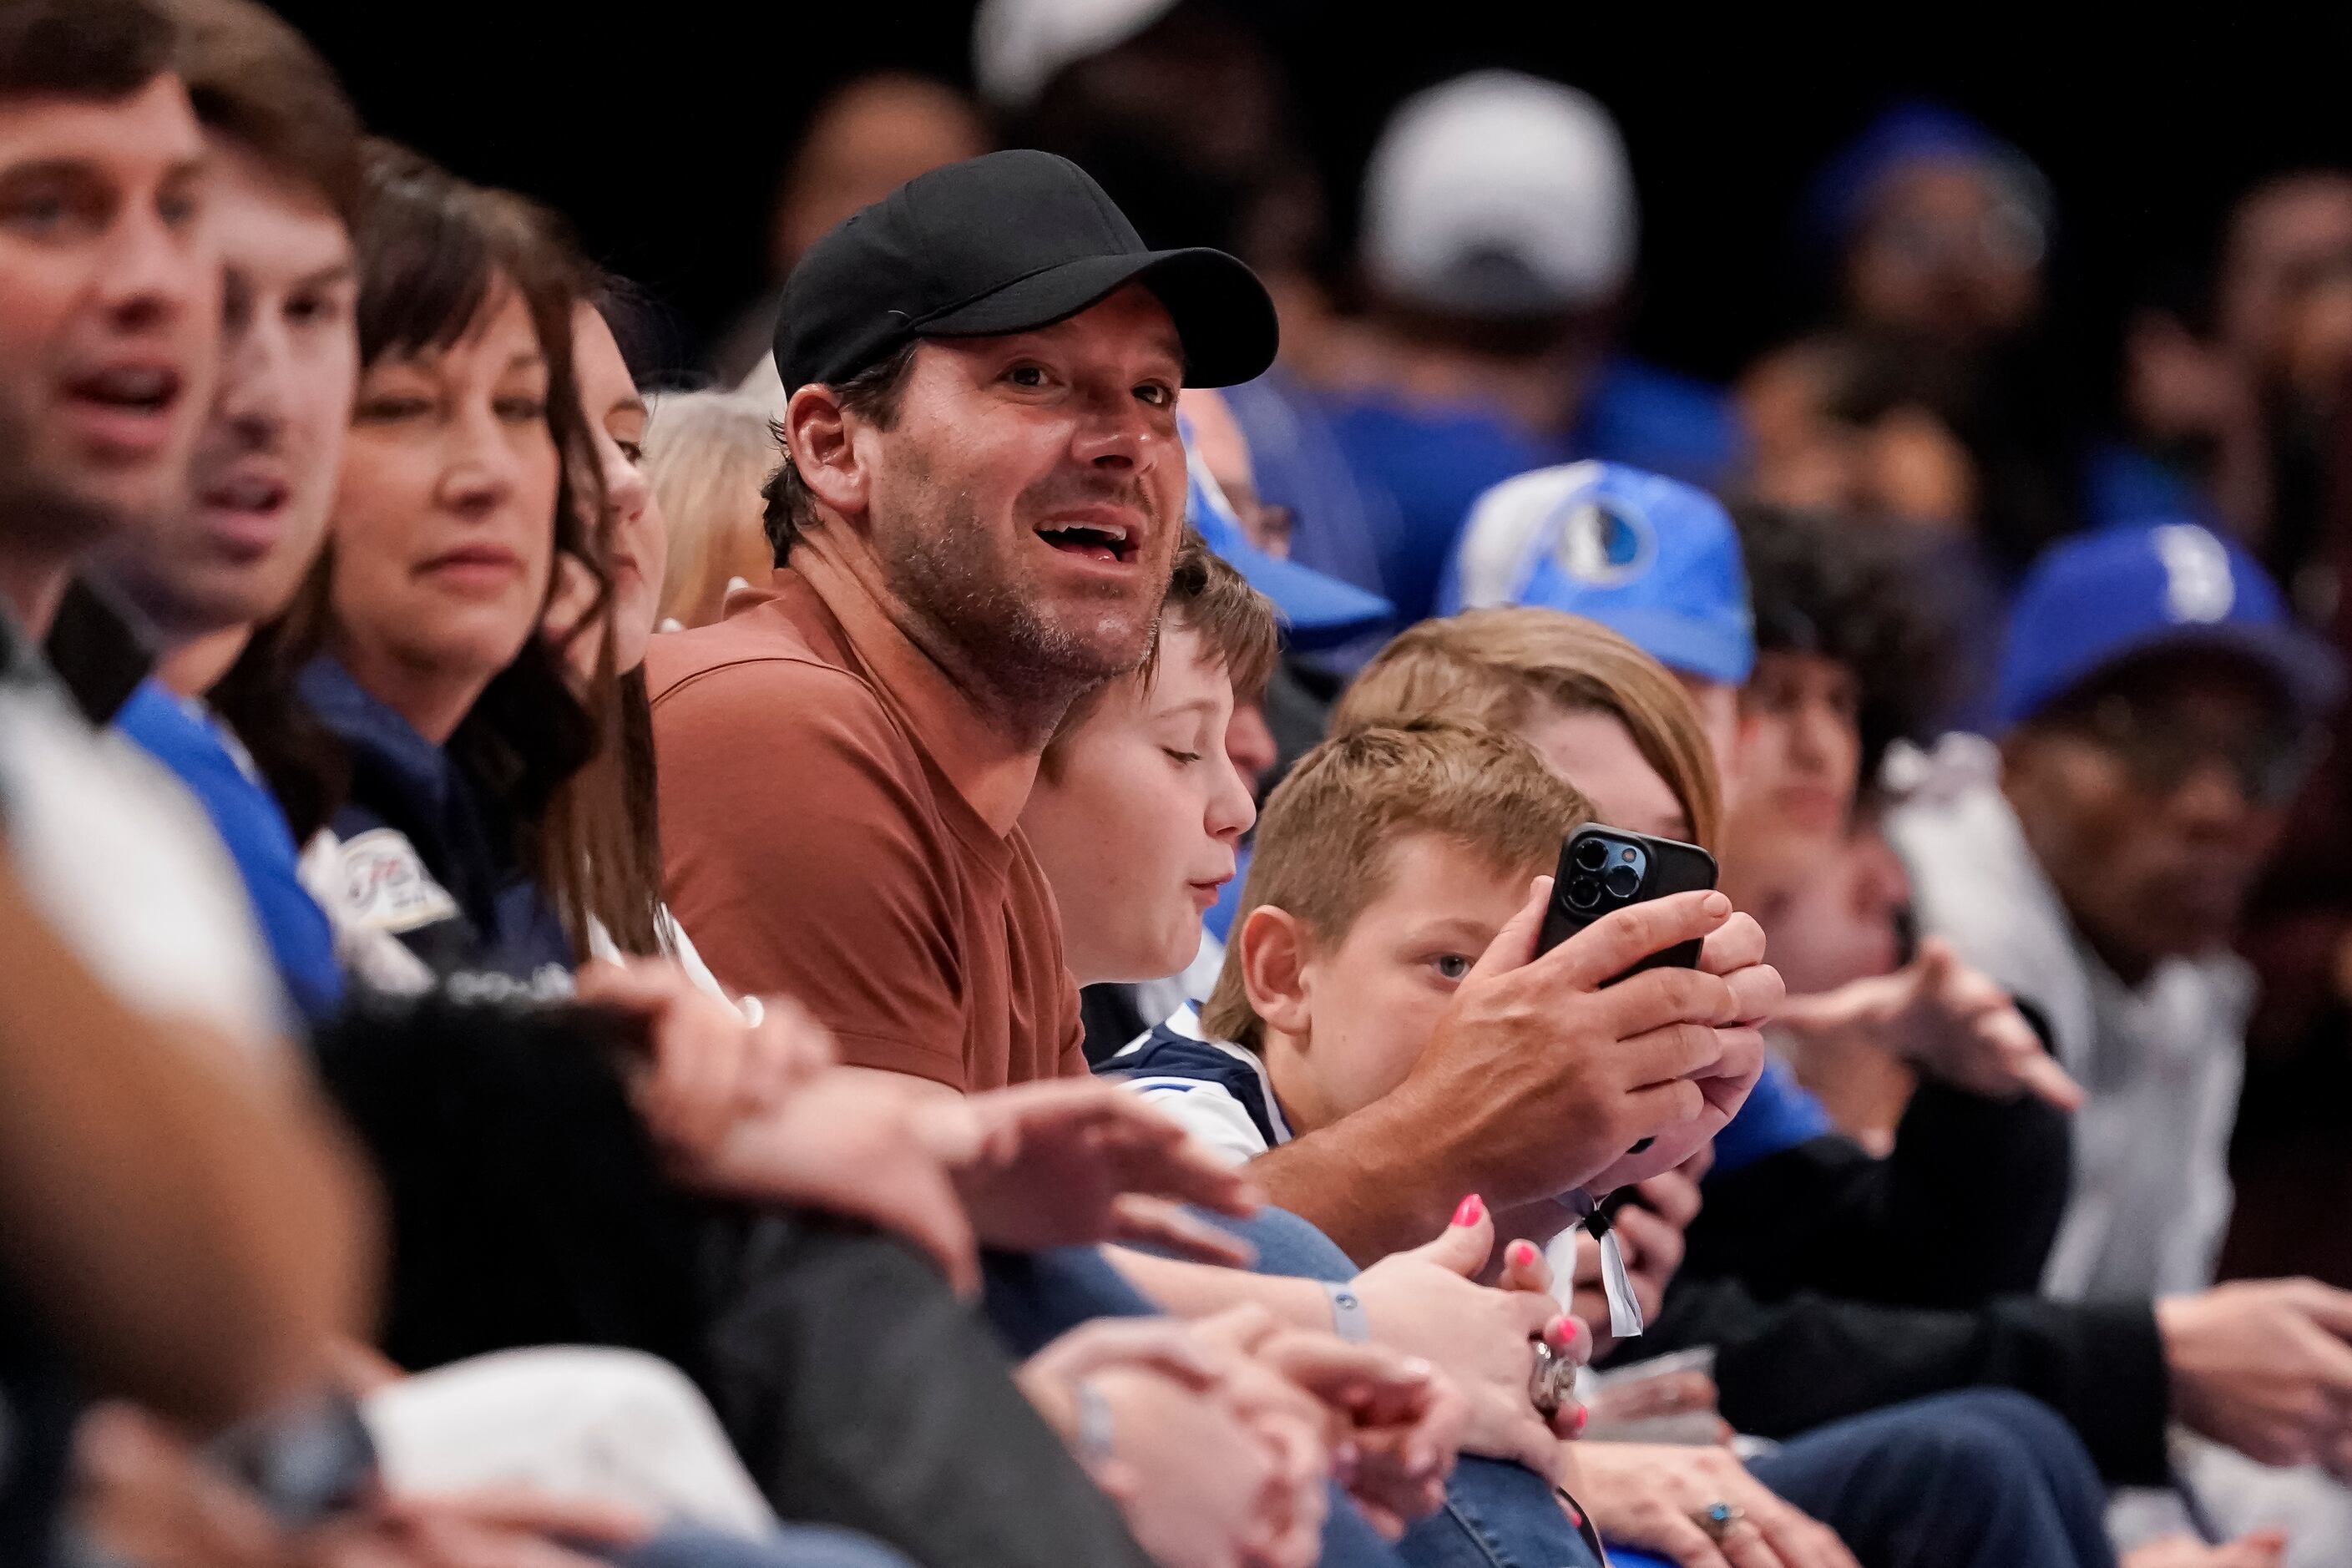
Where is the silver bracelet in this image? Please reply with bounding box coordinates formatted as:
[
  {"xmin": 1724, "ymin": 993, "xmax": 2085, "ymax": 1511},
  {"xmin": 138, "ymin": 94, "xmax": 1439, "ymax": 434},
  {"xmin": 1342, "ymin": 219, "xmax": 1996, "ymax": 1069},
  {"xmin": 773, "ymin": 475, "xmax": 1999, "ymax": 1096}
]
[
  {"xmin": 1323, "ymin": 1280, "xmax": 1371, "ymax": 1343},
  {"xmin": 1073, "ymin": 1378, "xmax": 1115, "ymax": 1472}
]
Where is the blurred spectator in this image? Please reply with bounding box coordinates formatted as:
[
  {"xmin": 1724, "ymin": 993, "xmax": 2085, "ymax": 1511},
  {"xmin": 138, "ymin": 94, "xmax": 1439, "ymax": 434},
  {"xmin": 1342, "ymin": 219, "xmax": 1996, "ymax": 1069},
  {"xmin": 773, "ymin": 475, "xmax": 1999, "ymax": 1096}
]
[
  {"xmin": 1791, "ymin": 103, "xmax": 2080, "ymax": 576},
  {"xmin": 1892, "ymin": 521, "xmax": 2352, "ymax": 1556},
  {"xmin": 709, "ymin": 73, "xmax": 988, "ymax": 385},
  {"xmin": 96, "ymin": 0, "xmax": 362, "ymax": 1025},
  {"xmin": 1734, "ymin": 336, "xmax": 2005, "ymax": 722},
  {"xmin": 2109, "ymin": 173, "xmax": 2352, "ymax": 620},
  {"xmin": 1804, "ymin": 103, "xmax": 2051, "ymax": 357},
  {"xmin": 1444, "ymin": 461, "xmax": 1754, "ymax": 769},
  {"xmin": 1271, "ymin": 73, "xmax": 1741, "ymax": 634},
  {"xmin": 643, "ymin": 390, "xmax": 777, "ymax": 630}
]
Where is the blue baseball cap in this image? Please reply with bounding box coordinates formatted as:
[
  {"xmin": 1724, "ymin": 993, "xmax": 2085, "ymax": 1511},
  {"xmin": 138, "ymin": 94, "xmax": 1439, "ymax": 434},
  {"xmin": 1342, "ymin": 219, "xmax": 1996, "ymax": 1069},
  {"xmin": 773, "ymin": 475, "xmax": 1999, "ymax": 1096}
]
[
  {"xmin": 1442, "ymin": 460, "xmax": 1756, "ymax": 684},
  {"xmin": 1995, "ymin": 521, "xmax": 2343, "ymax": 730},
  {"xmin": 1184, "ymin": 439, "xmax": 1393, "ymax": 652},
  {"xmin": 1799, "ymin": 101, "xmax": 2051, "ymax": 256}
]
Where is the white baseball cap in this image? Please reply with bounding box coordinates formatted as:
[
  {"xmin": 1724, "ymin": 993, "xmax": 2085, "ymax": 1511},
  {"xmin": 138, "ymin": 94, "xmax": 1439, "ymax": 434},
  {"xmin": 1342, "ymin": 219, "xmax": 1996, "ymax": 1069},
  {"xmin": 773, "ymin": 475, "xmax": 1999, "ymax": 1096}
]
[
  {"xmin": 1362, "ymin": 69, "xmax": 1638, "ymax": 317},
  {"xmin": 971, "ymin": 0, "xmax": 1179, "ymax": 112}
]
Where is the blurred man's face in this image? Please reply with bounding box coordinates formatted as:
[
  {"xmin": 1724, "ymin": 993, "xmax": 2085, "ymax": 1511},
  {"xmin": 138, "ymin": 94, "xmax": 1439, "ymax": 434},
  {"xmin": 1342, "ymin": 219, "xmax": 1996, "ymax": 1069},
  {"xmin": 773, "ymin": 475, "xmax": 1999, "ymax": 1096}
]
[
  {"xmin": 2218, "ymin": 175, "xmax": 2352, "ymax": 398},
  {"xmin": 2003, "ymin": 650, "xmax": 2301, "ymax": 981},
  {"xmin": 0, "ymin": 73, "xmax": 216, "ymax": 563},
  {"xmin": 1846, "ymin": 162, "xmax": 2043, "ymax": 352},
  {"xmin": 1732, "ymin": 650, "xmax": 1864, "ymax": 837},
  {"xmin": 771, "ymin": 75, "xmax": 985, "ymax": 276},
  {"xmin": 104, "ymin": 138, "xmax": 354, "ymax": 643}
]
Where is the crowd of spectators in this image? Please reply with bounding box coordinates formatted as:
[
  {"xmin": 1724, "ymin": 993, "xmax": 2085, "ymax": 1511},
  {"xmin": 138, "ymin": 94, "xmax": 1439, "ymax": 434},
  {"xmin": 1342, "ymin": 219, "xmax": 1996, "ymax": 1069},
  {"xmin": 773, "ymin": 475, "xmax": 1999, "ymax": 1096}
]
[{"xmin": 5, "ymin": 3, "xmax": 2352, "ymax": 1568}]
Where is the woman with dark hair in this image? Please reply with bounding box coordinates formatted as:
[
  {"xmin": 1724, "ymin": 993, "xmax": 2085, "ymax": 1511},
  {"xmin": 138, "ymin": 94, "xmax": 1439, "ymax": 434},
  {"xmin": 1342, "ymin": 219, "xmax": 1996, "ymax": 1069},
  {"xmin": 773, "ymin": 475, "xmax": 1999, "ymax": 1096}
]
[{"xmin": 283, "ymin": 141, "xmax": 608, "ymax": 988}]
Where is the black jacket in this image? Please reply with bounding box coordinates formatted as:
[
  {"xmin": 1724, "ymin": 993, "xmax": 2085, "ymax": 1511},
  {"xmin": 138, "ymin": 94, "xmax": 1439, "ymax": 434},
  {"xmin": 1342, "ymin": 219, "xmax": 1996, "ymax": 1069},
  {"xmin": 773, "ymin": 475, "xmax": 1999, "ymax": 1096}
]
[{"xmin": 1609, "ymin": 1078, "xmax": 2174, "ymax": 1485}]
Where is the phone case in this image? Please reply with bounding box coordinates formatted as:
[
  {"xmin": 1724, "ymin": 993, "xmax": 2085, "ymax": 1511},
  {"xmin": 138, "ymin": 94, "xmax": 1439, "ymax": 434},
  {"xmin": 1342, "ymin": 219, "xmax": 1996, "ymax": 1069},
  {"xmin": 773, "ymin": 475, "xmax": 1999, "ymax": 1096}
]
[{"xmin": 1535, "ymin": 823, "xmax": 1720, "ymax": 983}]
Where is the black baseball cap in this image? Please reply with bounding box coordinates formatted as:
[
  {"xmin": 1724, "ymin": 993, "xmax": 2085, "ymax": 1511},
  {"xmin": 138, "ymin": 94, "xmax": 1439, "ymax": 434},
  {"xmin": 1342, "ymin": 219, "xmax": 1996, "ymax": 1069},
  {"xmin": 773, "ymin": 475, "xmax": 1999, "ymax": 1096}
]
[{"xmin": 775, "ymin": 149, "xmax": 1279, "ymax": 396}]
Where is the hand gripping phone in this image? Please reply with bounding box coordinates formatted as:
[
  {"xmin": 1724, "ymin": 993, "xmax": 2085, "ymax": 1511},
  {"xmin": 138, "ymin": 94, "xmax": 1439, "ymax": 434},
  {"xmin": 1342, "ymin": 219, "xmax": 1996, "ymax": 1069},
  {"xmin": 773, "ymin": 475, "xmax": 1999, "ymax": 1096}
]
[
  {"xmin": 1536, "ymin": 823, "xmax": 1720, "ymax": 1161},
  {"xmin": 1535, "ymin": 823, "xmax": 1719, "ymax": 978}
]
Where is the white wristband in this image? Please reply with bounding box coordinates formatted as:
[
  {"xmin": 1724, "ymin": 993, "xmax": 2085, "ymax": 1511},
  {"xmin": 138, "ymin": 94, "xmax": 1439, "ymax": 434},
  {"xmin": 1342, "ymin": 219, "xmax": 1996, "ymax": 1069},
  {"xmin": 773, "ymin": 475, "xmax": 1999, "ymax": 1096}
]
[{"xmin": 1324, "ymin": 1281, "xmax": 1371, "ymax": 1343}]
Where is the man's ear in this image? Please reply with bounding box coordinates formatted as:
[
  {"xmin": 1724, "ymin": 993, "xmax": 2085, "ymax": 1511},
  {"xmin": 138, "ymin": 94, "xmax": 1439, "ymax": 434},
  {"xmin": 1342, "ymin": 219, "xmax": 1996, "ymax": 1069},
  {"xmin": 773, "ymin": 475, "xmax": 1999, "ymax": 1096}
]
[
  {"xmin": 1237, "ymin": 904, "xmax": 1315, "ymax": 1041},
  {"xmin": 782, "ymin": 382, "xmax": 866, "ymax": 523}
]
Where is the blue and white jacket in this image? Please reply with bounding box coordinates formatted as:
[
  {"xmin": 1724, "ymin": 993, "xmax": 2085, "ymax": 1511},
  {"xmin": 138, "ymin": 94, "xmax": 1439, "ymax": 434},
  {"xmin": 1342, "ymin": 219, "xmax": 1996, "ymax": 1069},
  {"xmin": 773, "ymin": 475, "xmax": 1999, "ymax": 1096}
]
[{"xmin": 1097, "ymin": 1004, "xmax": 1293, "ymax": 1167}]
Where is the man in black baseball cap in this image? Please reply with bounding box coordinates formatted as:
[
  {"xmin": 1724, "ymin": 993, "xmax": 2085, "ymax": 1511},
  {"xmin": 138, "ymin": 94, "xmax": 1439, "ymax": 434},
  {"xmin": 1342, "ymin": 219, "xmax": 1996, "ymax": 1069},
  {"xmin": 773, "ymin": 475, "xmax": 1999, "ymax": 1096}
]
[{"xmin": 650, "ymin": 144, "xmax": 1277, "ymax": 1090}]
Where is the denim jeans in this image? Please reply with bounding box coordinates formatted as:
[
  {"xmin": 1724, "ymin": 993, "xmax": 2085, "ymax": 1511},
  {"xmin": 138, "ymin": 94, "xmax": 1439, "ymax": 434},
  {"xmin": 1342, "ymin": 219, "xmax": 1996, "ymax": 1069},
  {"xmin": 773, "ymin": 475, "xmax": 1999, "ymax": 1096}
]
[
  {"xmin": 1745, "ymin": 1388, "xmax": 2114, "ymax": 1568},
  {"xmin": 1208, "ymin": 1208, "xmax": 1608, "ymax": 1568}
]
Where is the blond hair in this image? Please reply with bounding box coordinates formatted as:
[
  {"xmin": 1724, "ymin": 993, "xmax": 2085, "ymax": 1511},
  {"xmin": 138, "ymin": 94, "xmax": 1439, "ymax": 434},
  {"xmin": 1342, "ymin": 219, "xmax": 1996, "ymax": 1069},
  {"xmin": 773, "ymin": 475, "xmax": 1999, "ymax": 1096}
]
[
  {"xmin": 641, "ymin": 390, "xmax": 780, "ymax": 629},
  {"xmin": 1200, "ymin": 720, "xmax": 1592, "ymax": 1049},
  {"xmin": 1041, "ymin": 528, "xmax": 1280, "ymax": 775},
  {"xmin": 1335, "ymin": 608, "xmax": 1723, "ymax": 852}
]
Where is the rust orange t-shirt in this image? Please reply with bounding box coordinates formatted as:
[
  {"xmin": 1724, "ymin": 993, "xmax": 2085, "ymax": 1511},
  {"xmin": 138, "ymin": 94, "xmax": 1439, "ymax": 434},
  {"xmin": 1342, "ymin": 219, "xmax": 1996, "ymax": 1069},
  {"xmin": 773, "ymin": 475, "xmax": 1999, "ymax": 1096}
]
[{"xmin": 645, "ymin": 569, "xmax": 1085, "ymax": 1093}]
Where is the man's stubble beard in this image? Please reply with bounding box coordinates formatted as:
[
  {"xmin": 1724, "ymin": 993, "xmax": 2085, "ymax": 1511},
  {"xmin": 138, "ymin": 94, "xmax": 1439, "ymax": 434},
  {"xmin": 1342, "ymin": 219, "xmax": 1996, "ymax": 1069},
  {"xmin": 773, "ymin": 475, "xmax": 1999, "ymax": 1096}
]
[{"xmin": 880, "ymin": 463, "xmax": 1171, "ymax": 741}]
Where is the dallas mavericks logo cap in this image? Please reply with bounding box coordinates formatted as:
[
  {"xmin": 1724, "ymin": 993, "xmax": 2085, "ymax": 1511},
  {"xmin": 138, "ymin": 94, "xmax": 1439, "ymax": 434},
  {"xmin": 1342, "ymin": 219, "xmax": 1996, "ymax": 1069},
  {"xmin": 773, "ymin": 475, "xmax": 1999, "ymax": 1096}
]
[
  {"xmin": 1995, "ymin": 521, "xmax": 2343, "ymax": 729},
  {"xmin": 1443, "ymin": 460, "xmax": 1756, "ymax": 684}
]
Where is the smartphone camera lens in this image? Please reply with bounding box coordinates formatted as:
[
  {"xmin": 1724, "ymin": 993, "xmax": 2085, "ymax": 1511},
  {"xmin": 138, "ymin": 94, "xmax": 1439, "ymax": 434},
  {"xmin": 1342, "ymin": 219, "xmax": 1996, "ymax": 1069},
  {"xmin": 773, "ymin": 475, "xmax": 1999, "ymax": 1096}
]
[
  {"xmin": 1566, "ymin": 875, "xmax": 1603, "ymax": 911},
  {"xmin": 1573, "ymin": 837, "xmax": 1610, "ymax": 873},
  {"xmin": 1604, "ymin": 864, "xmax": 1641, "ymax": 899}
]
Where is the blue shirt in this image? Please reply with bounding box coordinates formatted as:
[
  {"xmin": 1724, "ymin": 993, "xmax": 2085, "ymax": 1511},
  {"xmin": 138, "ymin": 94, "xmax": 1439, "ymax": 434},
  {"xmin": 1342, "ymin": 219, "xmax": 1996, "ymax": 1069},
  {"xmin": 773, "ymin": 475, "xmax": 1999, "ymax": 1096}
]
[
  {"xmin": 1310, "ymin": 358, "xmax": 1743, "ymax": 632},
  {"xmin": 300, "ymin": 658, "xmax": 573, "ymax": 984},
  {"xmin": 1707, "ymin": 1056, "xmax": 1836, "ymax": 1177},
  {"xmin": 115, "ymin": 677, "xmax": 342, "ymax": 1022}
]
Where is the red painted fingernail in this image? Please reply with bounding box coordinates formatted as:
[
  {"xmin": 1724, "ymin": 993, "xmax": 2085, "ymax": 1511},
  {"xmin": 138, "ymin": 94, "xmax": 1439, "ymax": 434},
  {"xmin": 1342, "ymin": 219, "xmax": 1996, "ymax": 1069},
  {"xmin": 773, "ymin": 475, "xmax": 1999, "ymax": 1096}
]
[
  {"xmin": 1454, "ymin": 1194, "xmax": 1485, "ymax": 1227},
  {"xmin": 1569, "ymin": 1404, "xmax": 1590, "ymax": 1437},
  {"xmin": 1507, "ymin": 1240, "xmax": 1537, "ymax": 1269},
  {"xmin": 1558, "ymin": 1316, "xmax": 1583, "ymax": 1348}
]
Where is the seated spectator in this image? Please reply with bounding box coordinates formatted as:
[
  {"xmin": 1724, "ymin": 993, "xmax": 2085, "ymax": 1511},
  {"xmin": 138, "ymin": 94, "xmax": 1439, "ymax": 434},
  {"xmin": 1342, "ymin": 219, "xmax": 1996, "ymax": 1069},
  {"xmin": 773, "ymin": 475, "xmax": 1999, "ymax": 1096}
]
[
  {"xmin": 1721, "ymin": 501, "xmax": 2057, "ymax": 1144},
  {"xmin": 90, "ymin": 0, "xmax": 361, "ymax": 1024},
  {"xmin": 642, "ymin": 390, "xmax": 777, "ymax": 630},
  {"xmin": 1795, "ymin": 102, "xmax": 2078, "ymax": 576},
  {"xmin": 1892, "ymin": 521, "xmax": 2352, "ymax": 1552},
  {"xmin": 1263, "ymin": 73, "xmax": 1742, "ymax": 632},
  {"xmin": 711, "ymin": 72, "xmax": 987, "ymax": 388},
  {"xmin": 1022, "ymin": 527, "xmax": 1268, "ymax": 997}
]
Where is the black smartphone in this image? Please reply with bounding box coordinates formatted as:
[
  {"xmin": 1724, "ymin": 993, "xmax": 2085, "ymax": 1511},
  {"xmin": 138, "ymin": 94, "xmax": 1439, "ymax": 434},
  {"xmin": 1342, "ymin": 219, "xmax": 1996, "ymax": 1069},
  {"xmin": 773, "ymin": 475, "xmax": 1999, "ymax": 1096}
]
[
  {"xmin": 1537, "ymin": 824, "xmax": 1720, "ymax": 1158},
  {"xmin": 1535, "ymin": 824, "xmax": 1720, "ymax": 981}
]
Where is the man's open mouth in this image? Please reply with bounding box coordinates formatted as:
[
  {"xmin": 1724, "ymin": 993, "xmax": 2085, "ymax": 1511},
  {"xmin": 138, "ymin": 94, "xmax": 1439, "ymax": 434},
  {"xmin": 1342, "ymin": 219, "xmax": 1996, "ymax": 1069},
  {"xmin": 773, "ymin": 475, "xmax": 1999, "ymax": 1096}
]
[
  {"xmin": 67, "ymin": 364, "xmax": 182, "ymax": 418},
  {"xmin": 1035, "ymin": 520, "xmax": 1136, "ymax": 564}
]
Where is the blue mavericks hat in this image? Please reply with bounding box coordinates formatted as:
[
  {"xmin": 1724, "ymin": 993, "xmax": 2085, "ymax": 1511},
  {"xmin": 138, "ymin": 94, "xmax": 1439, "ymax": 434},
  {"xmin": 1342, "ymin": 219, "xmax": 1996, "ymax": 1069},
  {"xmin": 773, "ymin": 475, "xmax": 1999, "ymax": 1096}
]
[
  {"xmin": 1441, "ymin": 460, "xmax": 1756, "ymax": 684},
  {"xmin": 1995, "ymin": 521, "xmax": 2343, "ymax": 730},
  {"xmin": 1183, "ymin": 438, "xmax": 1393, "ymax": 652}
]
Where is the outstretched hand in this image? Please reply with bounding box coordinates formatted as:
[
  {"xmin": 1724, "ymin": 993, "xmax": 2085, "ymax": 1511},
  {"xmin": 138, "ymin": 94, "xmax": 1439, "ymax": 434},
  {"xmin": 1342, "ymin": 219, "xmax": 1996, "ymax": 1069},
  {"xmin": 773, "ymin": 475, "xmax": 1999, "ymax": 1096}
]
[
  {"xmin": 953, "ymin": 1077, "xmax": 1262, "ymax": 1262},
  {"xmin": 1775, "ymin": 938, "xmax": 2082, "ymax": 1111}
]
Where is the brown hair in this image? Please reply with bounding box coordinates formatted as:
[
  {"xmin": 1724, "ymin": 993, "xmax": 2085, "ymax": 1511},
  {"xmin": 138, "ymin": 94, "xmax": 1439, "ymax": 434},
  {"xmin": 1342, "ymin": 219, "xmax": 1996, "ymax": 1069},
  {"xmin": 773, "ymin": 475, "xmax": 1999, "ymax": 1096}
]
[
  {"xmin": 1335, "ymin": 608, "xmax": 1723, "ymax": 852},
  {"xmin": 1200, "ymin": 720, "xmax": 1592, "ymax": 1049},
  {"xmin": 642, "ymin": 389, "xmax": 778, "ymax": 628},
  {"xmin": 759, "ymin": 341, "xmax": 918, "ymax": 564},
  {"xmin": 0, "ymin": 0, "xmax": 173, "ymax": 103},
  {"xmin": 1040, "ymin": 526, "xmax": 1280, "ymax": 776},
  {"xmin": 164, "ymin": 0, "xmax": 361, "ymax": 225}
]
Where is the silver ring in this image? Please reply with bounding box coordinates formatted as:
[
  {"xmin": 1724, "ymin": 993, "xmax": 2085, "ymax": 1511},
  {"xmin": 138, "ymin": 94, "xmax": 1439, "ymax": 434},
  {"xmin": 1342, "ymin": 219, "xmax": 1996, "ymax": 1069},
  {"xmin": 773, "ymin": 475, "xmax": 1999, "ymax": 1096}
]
[{"xmin": 1528, "ymin": 1340, "xmax": 1576, "ymax": 1418}]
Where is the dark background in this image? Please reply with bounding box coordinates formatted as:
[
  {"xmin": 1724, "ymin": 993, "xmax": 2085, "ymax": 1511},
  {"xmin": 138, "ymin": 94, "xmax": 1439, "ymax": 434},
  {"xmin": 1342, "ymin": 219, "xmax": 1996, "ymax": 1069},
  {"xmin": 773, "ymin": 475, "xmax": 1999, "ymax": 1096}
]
[{"xmin": 271, "ymin": 0, "xmax": 2352, "ymax": 397}]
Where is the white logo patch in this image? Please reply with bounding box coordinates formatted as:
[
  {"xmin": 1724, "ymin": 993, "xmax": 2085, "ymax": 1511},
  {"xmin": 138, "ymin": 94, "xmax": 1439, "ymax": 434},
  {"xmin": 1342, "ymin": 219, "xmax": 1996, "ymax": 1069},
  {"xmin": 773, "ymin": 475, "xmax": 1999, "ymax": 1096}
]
[
  {"xmin": 2153, "ymin": 524, "xmax": 2234, "ymax": 624},
  {"xmin": 1550, "ymin": 496, "xmax": 1656, "ymax": 588},
  {"xmin": 334, "ymin": 827, "xmax": 460, "ymax": 933}
]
